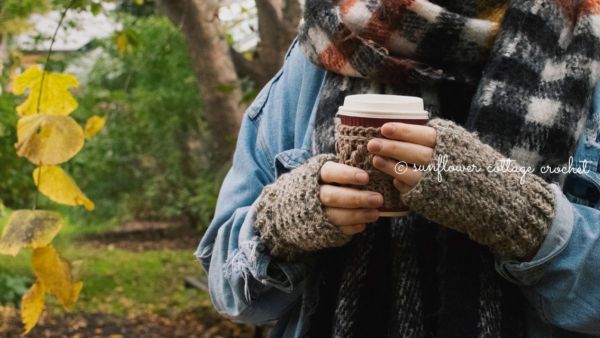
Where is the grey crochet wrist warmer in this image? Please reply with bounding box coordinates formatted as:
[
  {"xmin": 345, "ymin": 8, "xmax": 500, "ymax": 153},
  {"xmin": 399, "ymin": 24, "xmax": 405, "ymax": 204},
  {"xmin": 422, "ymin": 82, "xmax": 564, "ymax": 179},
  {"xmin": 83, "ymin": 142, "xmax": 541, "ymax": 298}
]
[
  {"xmin": 255, "ymin": 153, "xmax": 351, "ymax": 260},
  {"xmin": 402, "ymin": 118, "xmax": 555, "ymax": 259}
]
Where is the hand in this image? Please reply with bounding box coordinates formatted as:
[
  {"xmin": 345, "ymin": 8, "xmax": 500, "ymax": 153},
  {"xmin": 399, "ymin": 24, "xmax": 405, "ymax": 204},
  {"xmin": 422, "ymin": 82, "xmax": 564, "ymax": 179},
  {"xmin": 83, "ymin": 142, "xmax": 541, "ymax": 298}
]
[
  {"xmin": 319, "ymin": 161, "xmax": 383, "ymax": 235},
  {"xmin": 364, "ymin": 118, "xmax": 555, "ymax": 259},
  {"xmin": 367, "ymin": 122, "xmax": 437, "ymax": 193}
]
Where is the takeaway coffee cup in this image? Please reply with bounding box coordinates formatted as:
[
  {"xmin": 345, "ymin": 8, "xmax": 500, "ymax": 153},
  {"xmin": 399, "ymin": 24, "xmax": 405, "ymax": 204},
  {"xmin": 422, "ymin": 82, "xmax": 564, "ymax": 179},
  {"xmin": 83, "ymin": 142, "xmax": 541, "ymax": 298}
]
[{"xmin": 335, "ymin": 94, "xmax": 430, "ymax": 217}]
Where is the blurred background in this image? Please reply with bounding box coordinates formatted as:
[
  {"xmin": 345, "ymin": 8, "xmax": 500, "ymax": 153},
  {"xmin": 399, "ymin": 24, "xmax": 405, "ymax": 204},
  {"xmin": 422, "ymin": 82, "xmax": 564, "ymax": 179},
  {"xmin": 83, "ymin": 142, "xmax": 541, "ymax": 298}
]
[{"xmin": 0, "ymin": 0, "xmax": 301, "ymax": 336}]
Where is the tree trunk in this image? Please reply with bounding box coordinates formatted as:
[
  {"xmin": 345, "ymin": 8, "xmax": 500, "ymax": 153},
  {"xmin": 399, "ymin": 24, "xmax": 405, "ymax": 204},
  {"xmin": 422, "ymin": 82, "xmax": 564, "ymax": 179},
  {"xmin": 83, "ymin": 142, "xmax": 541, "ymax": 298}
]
[
  {"xmin": 159, "ymin": 0, "xmax": 303, "ymax": 164},
  {"xmin": 229, "ymin": 0, "xmax": 302, "ymax": 87},
  {"xmin": 159, "ymin": 0, "xmax": 243, "ymax": 166}
]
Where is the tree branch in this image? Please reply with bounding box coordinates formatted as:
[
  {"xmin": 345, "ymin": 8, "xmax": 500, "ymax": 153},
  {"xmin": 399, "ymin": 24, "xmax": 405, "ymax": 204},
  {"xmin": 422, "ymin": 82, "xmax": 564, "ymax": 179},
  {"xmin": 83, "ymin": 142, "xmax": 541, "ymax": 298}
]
[
  {"xmin": 229, "ymin": 46, "xmax": 264, "ymax": 83},
  {"xmin": 252, "ymin": 0, "xmax": 301, "ymax": 86},
  {"xmin": 255, "ymin": 0, "xmax": 282, "ymax": 24},
  {"xmin": 282, "ymin": 0, "xmax": 301, "ymax": 35}
]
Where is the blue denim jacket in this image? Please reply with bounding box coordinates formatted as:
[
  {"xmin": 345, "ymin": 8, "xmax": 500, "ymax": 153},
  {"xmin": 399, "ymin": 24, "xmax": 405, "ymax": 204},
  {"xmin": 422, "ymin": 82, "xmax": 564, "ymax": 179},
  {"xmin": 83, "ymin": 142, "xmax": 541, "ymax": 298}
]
[{"xmin": 196, "ymin": 37, "xmax": 600, "ymax": 338}]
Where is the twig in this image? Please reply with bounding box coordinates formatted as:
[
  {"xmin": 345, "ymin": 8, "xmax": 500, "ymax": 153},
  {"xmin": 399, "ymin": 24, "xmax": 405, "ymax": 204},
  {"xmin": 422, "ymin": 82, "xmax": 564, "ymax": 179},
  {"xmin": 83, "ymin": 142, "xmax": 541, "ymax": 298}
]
[
  {"xmin": 36, "ymin": 0, "xmax": 76, "ymax": 114},
  {"xmin": 32, "ymin": 0, "xmax": 76, "ymax": 210}
]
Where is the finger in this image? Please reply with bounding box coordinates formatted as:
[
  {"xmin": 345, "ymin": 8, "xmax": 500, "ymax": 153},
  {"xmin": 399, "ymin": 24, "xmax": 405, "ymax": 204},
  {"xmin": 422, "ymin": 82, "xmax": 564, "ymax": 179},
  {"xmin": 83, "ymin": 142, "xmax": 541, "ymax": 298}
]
[
  {"xmin": 393, "ymin": 178, "xmax": 412, "ymax": 194},
  {"xmin": 380, "ymin": 123, "xmax": 437, "ymax": 148},
  {"xmin": 338, "ymin": 224, "xmax": 367, "ymax": 235},
  {"xmin": 320, "ymin": 185, "xmax": 384, "ymax": 208},
  {"xmin": 320, "ymin": 161, "xmax": 369, "ymax": 185},
  {"xmin": 325, "ymin": 207, "xmax": 380, "ymax": 226},
  {"xmin": 367, "ymin": 138, "xmax": 433, "ymax": 166},
  {"xmin": 372, "ymin": 155, "xmax": 423, "ymax": 186}
]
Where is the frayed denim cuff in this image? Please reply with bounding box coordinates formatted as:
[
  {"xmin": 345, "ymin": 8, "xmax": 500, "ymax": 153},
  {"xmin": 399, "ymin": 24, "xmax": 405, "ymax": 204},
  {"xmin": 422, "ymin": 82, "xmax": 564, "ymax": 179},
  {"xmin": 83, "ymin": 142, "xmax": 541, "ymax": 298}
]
[
  {"xmin": 495, "ymin": 184, "xmax": 574, "ymax": 285},
  {"xmin": 227, "ymin": 199, "xmax": 311, "ymax": 295}
]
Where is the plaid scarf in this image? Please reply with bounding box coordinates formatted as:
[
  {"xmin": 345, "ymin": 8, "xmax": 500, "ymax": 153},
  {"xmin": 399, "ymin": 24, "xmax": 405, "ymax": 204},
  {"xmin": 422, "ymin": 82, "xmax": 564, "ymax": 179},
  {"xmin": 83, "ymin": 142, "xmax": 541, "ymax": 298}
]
[{"xmin": 297, "ymin": 0, "xmax": 600, "ymax": 336}]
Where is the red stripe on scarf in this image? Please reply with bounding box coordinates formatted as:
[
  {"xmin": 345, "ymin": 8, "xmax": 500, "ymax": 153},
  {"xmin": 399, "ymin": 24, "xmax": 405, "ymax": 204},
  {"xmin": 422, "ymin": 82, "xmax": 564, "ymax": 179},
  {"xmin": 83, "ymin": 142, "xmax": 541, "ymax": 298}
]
[
  {"xmin": 555, "ymin": 0, "xmax": 600, "ymax": 24},
  {"xmin": 554, "ymin": 0, "xmax": 581, "ymax": 24},
  {"xmin": 320, "ymin": 45, "xmax": 348, "ymax": 73},
  {"xmin": 382, "ymin": 0, "xmax": 417, "ymax": 15},
  {"xmin": 340, "ymin": 0, "xmax": 359, "ymax": 15},
  {"xmin": 581, "ymin": 0, "xmax": 600, "ymax": 14},
  {"xmin": 358, "ymin": 0, "xmax": 417, "ymax": 53},
  {"xmin": 361, "ymin": 11, "xmax": 395, "ymax": 48}
]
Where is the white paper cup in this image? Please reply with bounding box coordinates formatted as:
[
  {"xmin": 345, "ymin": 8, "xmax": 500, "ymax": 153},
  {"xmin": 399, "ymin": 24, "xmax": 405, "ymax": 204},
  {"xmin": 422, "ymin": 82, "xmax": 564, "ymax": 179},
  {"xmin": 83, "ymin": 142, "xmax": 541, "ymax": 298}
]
[{"xmin": 335, "ymin": 94, "xmax": 430, "ymax": 217}]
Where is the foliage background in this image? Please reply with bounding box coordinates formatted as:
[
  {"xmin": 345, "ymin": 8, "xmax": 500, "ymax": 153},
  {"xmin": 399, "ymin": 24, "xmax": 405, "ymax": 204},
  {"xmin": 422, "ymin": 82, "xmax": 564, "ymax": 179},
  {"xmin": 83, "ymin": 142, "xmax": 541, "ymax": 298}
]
[
  {"xmin": 1, "ymin": 14, "xmax": 222, "ymax": 228},
  {"xmin": 0, "ymin": 0, "xmax": 296, "ymax": 335},
  {"xmin": 71, "ymin": 15, "xmax": 221, "ymax": 227}
]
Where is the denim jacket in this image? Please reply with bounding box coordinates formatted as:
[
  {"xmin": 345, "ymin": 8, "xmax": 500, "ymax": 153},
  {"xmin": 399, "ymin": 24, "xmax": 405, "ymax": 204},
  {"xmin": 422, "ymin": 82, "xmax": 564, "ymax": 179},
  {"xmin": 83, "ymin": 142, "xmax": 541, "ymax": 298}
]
[{"xmin": 196, "ymin": 37, "xmax": 600, "ymax": 338}]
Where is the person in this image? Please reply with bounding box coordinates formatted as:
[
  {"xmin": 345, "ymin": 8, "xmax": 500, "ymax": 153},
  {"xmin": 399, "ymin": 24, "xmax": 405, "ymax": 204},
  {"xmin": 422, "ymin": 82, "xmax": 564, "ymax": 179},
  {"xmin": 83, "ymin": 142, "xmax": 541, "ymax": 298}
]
[{"xmin": 197, "ymin": 0, "xmax": 600, "ymax": 337}]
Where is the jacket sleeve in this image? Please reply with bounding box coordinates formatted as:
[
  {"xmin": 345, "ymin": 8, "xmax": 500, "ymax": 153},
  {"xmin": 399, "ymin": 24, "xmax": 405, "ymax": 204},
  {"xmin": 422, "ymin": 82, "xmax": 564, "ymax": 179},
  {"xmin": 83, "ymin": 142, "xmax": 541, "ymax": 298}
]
[
  {"xmin": 194, "ymin": 38, "xmax": 316, "ymax": 324},
  {"xmin": 496, "ymin": 186, "xmax": 600, "ymax": 335}
]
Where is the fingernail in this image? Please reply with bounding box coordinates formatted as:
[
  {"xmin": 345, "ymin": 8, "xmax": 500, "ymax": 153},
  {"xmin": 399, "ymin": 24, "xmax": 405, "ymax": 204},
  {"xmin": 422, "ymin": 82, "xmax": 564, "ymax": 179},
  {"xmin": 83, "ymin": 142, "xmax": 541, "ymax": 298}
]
[
  {"xmin": 354, "ymin": 172, "xmax": 368, "ymax": 183},
  {"xmin": 368, "ymin": 194, "xmax": 383, "ymax": 206},
  {"xmin": 369, "ymin": 139, "xmax": 382, "ymax": 152},
  {"xmin": 383, "ymin": 123, "xmax": 397, "ymax": 134},
  {"xmin": 372, "ymin": 156, "xmax": 385, "ymax": 168}
]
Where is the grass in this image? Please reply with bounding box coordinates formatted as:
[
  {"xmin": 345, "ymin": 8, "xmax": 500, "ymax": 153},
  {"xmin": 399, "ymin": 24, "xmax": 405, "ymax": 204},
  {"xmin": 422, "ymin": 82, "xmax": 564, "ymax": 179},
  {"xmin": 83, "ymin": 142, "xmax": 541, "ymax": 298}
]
[
  {"xmin": 65, "ymin": 247, "xmax": 210, "ymax": 316},
  {"xmin": 0, "ymin": 209, "xmax": 210, "ymax": 317}
]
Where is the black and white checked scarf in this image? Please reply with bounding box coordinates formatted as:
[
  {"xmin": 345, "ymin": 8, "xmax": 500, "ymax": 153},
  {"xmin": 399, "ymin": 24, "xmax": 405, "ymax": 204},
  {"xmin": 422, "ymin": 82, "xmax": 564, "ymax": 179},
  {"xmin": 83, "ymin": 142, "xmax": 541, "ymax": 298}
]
[{"xmin": 298, "ymin": 0, "xmax": 600, "ymax": 336}]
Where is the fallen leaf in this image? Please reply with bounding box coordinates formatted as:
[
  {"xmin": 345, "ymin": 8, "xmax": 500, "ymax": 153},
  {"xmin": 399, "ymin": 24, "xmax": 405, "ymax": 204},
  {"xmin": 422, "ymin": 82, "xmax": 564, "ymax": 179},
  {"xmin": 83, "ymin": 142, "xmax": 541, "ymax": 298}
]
[
  {"xmin": 0, "ymin": 210, "xmax": 62, "ymax": 256},
  {"xmin": 16, "ymin": 114, "xmax": 84, "ymax": 165},
  {"xmin": 32, "ymin": 245, "xmax": 83, "ymax": 310},
  {"xmin": 21, "ymin": 280, "xmax": 46, "ymax": 334},
  {"xmin": 11, "ymin": 66, "xmax": 79, "ymax": 116},
  {"xmin": 33, "ymin": 166, "xmax": 95, "ymax": 211}
]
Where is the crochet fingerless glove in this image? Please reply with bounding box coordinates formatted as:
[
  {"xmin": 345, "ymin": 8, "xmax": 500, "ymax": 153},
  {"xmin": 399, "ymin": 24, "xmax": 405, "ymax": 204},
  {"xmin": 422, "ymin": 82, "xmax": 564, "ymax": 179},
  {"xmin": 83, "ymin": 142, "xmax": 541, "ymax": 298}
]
[
  {"xmin": 402, "ymin": 118, "xmax": 556, "ymax": 259},
  {"xmin": 255, "ymin": 154, "xmax": 351, "ymax": 260}
]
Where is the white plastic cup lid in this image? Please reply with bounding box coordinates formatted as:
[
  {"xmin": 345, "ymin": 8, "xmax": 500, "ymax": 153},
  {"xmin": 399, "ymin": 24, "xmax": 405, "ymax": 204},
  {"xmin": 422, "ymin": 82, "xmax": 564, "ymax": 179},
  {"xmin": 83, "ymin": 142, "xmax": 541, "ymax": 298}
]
[{"xmin": 338, "ymin": 94, "xmax": 429, "ymax": 119}]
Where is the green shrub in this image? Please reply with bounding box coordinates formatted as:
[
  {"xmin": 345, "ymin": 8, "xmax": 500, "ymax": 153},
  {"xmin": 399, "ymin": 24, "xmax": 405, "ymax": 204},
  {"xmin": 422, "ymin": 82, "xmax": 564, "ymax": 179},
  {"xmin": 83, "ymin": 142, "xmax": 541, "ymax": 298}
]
[
  {"xmin": 0, "ymin": 93, "xmax": 36, "ymax": 209},
  {"xmin": 71, "ymin": 15, "xmax": 219, "ymax": 229},
  {"xmin": 0, "ymin": 272, "xmax": 32, "ymax": 306}
]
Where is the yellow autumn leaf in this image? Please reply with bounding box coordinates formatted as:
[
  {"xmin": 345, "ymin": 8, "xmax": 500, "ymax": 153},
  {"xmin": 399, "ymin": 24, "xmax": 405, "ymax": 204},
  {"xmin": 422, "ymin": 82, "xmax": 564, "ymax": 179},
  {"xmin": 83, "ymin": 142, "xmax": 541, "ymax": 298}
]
[
  {"xmin": 116, "ymin": 33, "xmax": 127, "ymax": 54},
  {"xmin": 12, "ymin": 66, "xmax": 79, "ymax": 116},
  {"xmin": 33, "ymin": 166, "xmax": 95, "ymax": 211},
  {"xmin": 84, "ymin": 115, "xmax": 106, "ymax": 138},
  {"xmin": 21, "ymin": 280, "xmax": 46, "ymax": 335},
  {"xmin": 0, "ymin": 210, "xmax": 62, "ymax": 256},
  {"xmin": 242, "ymin": 51, "xmax": 253, "ymax": 61},
  {"xmin": 16, "ymin": 114, "xmax": 84, "ymax": 165},
  {"xmin": 134, "ymin": 0, "xmax": 144, "ymax": 5},
  {"xmin": 32, "ymin": 245, "xmax": 83, "ymax": 310}
]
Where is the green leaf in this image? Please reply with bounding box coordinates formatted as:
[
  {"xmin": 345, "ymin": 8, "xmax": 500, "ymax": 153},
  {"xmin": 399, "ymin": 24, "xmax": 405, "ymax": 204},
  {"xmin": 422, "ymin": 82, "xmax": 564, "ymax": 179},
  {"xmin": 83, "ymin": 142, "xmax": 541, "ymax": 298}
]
[
  {"xmin": 124, "ymin": 28, "xmax": 140, "ymax": 47},
  {"xmin": 215, "ymin": 83, "xmax": 237, "ymax": 94},
  {"xmin": 90, "ymin": 2, "xmax": 101, "ymax": 15}
]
